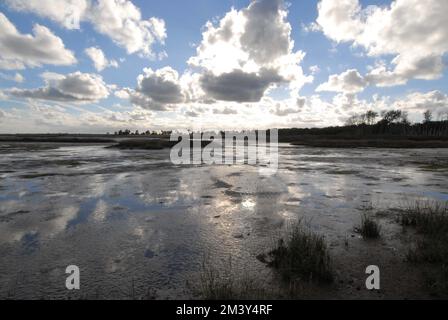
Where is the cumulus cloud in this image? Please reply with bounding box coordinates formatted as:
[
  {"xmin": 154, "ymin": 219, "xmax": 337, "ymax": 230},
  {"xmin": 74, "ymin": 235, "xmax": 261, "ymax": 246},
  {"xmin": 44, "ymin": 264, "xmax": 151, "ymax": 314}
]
[
  {"xmin": 137, "ymin": 67, "xmax": 184, "ymax": 104},
  {"xmin": 7, "ymin": 71, "xmax": 109, "ymax": 103},
  {"xmin": 0, "ymin": 12, "xmax": 77, "ymax": 70},
  {"xmin": 85, "ymin": 47, "xmax": 118, "ymax": 71},
  {"xmin": 117, "ymin": 67, "xmax": 185, "ymax": 111},
  {"xmin": 317, "ymin": 69, "xmax": 367, "ymax": 93},
  {"xmin": 315, "ymin": 0, "xmax": 363, "ymax": 43},
  {"xmin": 322, "ymin": 90, "xmax": 448, "ymax": 123},
  {"xmin": 270, "ymin": 103, "xmax": 299, "ymax": 116},
  {"xmin": 213, "ymin": 107, "xmax": 238, "ymax": 115},
  {"xmin": 114, "ymin": 89, "xmax": 130, "ymax": 100},
  {"xmin": 188, "ymin": 0, "xmax": 311, "ymax": 102},
  {"xmin": 5, "ymin": 0, "xmax": 89, "ymax": 29},
  {"xmin": 184, "ymin": 110, "xmax": 200, "ymax": 118},
  {"xmin": 200, "ymin": 69, "xmax": 283, "ymax": 102},
  {"xmin": 240, "ymin": 0, "xmax": 292, "ymax": 65},
  {"xmin": 314, "ymin": 0, "xmax": 448, "ymax": 86},
  {"xmin": 331, "ymin": 93, "xmax": 365, "ymax": 111},
  {"xmin": 392, "ymin": 90, "xmax": 448, "ymax": 113},
  {"xmin": 5, "ymin": 0, "xmax": 167, "ymax": 58},
  {"xmin": 89, "ymin": 1, "xmax": 166, "ymax": 57},
  {"xmin": 366, "ymin": 55, "xmax": 445, "ymax": 87},
  {"xmin": 114, "ymin": 0, "xmax": 311, "ymax": 113},
  {"xmin": 296, "ymin": 96, "xmax": 306, "ymax": 108}
]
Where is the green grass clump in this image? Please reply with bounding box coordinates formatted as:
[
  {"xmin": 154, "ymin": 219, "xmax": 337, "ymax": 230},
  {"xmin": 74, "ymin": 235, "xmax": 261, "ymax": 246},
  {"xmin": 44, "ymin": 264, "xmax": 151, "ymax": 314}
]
[
  {"xmin": 399, "ymin": 201, "xmax": 448, "ymax": 295},
  {"xmin": 267, "ymin": 222, "xmax": 333, "ymax": 283},
  {"xmin": 355, "ymin": 214, "xmax": 381, "ymax": 239}
]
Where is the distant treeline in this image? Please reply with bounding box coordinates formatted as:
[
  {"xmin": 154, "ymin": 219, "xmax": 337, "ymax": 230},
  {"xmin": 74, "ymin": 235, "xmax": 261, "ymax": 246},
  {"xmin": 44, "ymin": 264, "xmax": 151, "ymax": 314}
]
[
  {"xmin": 113, "ymin": 129, "xmax": 172, "ymax": 136},
  {"xmin": 112, "ymin": 109, "xmax": 448, "ymax": 141},
  {"xmin": 279, "ymin": 109, "xmax": 448, "ymax": 140}
]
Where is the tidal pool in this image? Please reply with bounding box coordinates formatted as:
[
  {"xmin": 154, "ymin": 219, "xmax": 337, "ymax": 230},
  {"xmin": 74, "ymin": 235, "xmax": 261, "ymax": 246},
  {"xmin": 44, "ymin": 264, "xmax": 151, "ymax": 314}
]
[{"xmin": 0, "ymin": 143, "xmax": 447, "ymax": 299}]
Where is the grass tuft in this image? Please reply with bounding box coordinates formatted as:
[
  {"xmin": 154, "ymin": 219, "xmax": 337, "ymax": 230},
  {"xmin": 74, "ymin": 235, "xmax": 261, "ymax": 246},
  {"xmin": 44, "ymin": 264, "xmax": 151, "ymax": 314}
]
[
  {"xmin": 355, "ymin": 214, "xmax": 381, "ymax": 239},
  {"xmin": 399, "ymin": 201, "xmax": 448, "ymax": 295},
  {"xmin": 198, "ymin": 258, "xmax": 271, "ymax": 300},
  {"xmin": 267, "ymin": 222, "xmax": 333, "ymax": 284}
]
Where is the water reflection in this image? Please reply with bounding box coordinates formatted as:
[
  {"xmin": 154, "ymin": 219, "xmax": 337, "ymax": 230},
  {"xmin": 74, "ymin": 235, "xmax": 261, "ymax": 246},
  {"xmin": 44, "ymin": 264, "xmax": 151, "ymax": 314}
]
[{"xmin": 0, "ymin": 144, "xmax": 447, "ymax": 298}]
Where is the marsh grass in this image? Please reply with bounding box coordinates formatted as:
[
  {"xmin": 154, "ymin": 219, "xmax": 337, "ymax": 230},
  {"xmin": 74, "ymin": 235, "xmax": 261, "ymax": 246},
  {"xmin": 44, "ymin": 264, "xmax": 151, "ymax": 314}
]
[
  {"xmin": 355, "ymin": 214, "xmax": 381, "ymax": 239},
  {"xmin": 399, "ymin": 201, "xmax": 448, "ymax": 295},
  {"xmin": 197, "ymin": 257, "xmax": 273, "ymax": 300},
  {"xmin": 267, "ymin": 222, "xmax": 333, "ymax": 284},
  {"xmin": 400, "ymin": 201, "xmax": 448, "ymax": 235}
]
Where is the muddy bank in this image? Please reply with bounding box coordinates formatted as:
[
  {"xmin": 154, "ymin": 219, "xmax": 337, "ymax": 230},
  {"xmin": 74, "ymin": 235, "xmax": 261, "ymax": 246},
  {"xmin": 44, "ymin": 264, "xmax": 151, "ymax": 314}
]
[
  {"xmin": 107, "ymin": 139, "xmax": 212, "ymax": 150},
  {"xmin": 0, "ymin": 134, "xmax": 116, "ymax": 144},
  {"xmin": 107, "ymin": 139, "xmax": 177, "ymax": 150},
  {"xmin": 1, "ymin": 144, "xmax": 448, "ymax": 299},
  {"xmin": 290, "ymin": 138, "xmax": 448, "ymax": 148}
]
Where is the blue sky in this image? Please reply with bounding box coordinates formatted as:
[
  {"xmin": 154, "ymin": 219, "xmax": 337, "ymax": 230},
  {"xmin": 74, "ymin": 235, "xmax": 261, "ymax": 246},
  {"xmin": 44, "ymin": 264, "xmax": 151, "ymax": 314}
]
[{"xmin": 0, "ymin": 0, "xmax": 447, "ymax": 133}]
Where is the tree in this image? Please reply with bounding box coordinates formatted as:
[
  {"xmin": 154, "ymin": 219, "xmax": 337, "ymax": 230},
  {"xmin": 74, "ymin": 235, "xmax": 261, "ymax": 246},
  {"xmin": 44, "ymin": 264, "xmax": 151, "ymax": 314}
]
[
  {"xmin": 345, "ymin": 115, "xmax": 360, "ymax": 126},
  {"xmin": 359, "ymin": 113, "xmax": 367, "ymax": 125},
  {"xmin": 400, "ymin": 111, "xmax": 410, "ymax": 125},
  {"xmin": 381, "ymin": 110, "xmax": 402, "ymax": 124},
  {"xmin": 423, "ymin": 110, "xmax": 432, "ymax": 123},
  {"xmin": 365, "ymin": 110, "xmax": 378, "ymax": 125}
]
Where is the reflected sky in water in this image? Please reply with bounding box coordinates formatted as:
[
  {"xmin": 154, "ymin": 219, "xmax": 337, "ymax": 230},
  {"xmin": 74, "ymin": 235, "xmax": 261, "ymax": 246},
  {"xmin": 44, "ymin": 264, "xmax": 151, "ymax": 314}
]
[{"xmin": 0, "ymin": 143, "xmax": 447, "ymax": 299}]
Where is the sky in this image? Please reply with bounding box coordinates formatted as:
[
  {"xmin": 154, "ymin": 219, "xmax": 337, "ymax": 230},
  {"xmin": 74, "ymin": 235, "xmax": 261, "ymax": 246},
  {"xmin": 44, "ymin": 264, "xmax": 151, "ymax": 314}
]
[{"xmin": 0, "ymin": 0, "xmax": 447, "ymax": 133}]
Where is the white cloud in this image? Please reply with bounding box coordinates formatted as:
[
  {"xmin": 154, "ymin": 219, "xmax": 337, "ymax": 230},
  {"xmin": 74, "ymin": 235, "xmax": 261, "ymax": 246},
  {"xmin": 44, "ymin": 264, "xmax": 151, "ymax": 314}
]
[
  {"xmin": 309, "ymin": 65, "xmax": 320, "ymax": 75},
  {"xmin": 13, "ymin": 73, "xmax": 24, "ymax": 83},
  {"xmin": 0, "ymin": 12, "xmax": 77, "ymax": 70},
  {"xmin": 114, "ymin": 89, "xmax": 130, "ymax": 100},
  {"xmin": 270, "ymin": 102, "xmax": 300, "ymax": 116},
  {"xmin": 188, "ymin": 0, "xmax": 312, "ymax": 102},
  {"xmin": 136, "ymin": 67, "xmax": 183, "ymax": 104},
  {"xmin": 5, "ymin": 0, "xmax": 89, "ymax": 29},
  {"xmin": 317, "ymin": 69, "xmax": 367, "ymax": 93},
  {"xmin": 332, "ymin": 93, "xmax": 366, "ymax": 111},
  {"xmin": 391, "ymin": 90, "xmax": 448, "ymax": 113},
  {"xmin": 200, "ymin": 68, "xmax": 283, "ymax": 102},
  {"xmin": 7, "ymin": 71, "xmax": 110, "ymax": 103},
  {"xmin": 315, "ymin": 0, "xmax": 363, "ymax": 43},
  {"xmin": 0, "ymin": 99, "xmax": 157, "ymax": 133},
  {"xmin": 366, "ymin": 55, "xmax": 445, "ymax": 87},
  {"xmin": 213, "ymin": 107, "xmax": 238, "ymax": 115},
  {"xmin": 5, "ymin": 0, "xmax": 167, "ymax": 58},
  {"xmin": 315, "ymin": 0, "xmax": 448, "ymax": 86},
  {"xmin": 113, "ymin": 0, "xmax": 313, "ymax": 114},
  {"xmin": 85, "ymin": 47, "xmax": 118, "ymax": 71},
  {"xmin": 88, "ymin": 0, "xmax": 166, "ymax": 58},
  {"xmin": 118, "ymin": 67, "xmax": 185, "ymax": 111},
  {"xmin": 0, "ymin": 72, "xmax": 25, "ymax": 83}
]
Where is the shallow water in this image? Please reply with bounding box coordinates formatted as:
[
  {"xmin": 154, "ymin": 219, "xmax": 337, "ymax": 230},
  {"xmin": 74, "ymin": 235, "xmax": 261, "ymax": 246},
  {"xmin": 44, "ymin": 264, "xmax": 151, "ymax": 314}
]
[{"xmin": 0, "ymin": 143, "xmax": 447, "ymax": 299}]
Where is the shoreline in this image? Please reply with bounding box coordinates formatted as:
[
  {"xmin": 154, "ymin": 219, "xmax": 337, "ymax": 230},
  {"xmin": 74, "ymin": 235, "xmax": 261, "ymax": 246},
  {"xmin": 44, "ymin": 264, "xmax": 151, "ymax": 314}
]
[
  {"xmin": 2, "ymin": 134, "xmax": 448, "ymax": 149},
  {"xmin": 288, "ymin": 139, "xmax": 448, "ymax": 148}
]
